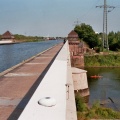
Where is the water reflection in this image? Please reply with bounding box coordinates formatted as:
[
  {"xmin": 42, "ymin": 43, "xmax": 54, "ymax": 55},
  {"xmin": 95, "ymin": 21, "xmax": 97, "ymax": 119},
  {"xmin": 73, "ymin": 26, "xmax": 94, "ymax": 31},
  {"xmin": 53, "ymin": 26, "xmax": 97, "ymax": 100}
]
[{"xmin": 84, "ymin": 67, "xmax": 120, "ymax": 111}]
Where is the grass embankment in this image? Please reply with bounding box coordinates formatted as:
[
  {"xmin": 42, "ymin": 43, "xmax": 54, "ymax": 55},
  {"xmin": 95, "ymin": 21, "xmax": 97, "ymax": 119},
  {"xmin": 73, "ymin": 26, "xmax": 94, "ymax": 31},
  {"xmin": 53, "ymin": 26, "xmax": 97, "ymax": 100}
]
[
  {"xmin": 14, "ymin": 34, "xmax": 44, "ymax": 42},
  {"xmin": 75, "ymin": 94, "xmax": 120, "ymax": 120},
  {"xmin": 85, "ymin": 54, "xmax": 120, "ymax": 67}
]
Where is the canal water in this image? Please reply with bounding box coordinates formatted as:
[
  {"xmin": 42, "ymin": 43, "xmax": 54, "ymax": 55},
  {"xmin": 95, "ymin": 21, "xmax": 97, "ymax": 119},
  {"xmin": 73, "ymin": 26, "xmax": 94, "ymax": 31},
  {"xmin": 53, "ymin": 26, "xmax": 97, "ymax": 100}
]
[
  {"xmin": 85, "ymin": 67, "xmax": 120, "ymax": 111},
  {"xmin": 0, "ymin": 40, "xmax": 62, "ymax": 73}
]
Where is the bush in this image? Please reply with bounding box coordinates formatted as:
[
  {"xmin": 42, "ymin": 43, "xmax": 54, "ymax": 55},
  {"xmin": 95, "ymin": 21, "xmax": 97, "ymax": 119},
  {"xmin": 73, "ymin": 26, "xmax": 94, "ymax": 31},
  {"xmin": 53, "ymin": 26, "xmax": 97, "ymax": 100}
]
[
  {"xmin": 75, "ymin": 94, "xmax": 87, "ymax": 112},
  {"xmin": 86, "ymin": 110, "xmax": 96, "ymax": 118},
  {"xmin": 91, "ymin": 101, "xmax": 100, "ymax": 109},
  {"xmin": 76, "ymin": 99, "xmax": 120, "ymax": 119},
  {"xmin": 85, "ymin": 54, "xmax": 120, "ymax": 67}
]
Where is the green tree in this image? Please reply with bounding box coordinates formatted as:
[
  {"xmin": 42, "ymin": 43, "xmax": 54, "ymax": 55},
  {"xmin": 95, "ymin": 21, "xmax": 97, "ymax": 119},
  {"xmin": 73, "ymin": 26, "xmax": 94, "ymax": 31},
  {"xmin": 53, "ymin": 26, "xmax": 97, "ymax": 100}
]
[
  {"xmin": 108, "ymin": 31, "xmax": 120, "ymax": 51},
  {"xmin": 74, "ymin": 23, "xmax": 99, "ymax": 48}
]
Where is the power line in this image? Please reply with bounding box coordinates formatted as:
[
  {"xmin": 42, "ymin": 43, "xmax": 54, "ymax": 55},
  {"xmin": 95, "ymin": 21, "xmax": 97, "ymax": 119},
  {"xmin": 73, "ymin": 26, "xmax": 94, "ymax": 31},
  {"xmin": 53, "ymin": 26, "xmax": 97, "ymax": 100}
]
[
  {"xmin": 79, "ymin": 0, "xmax": 101, "ymax": 20},
  {"xmin": 74, "ymin": 18, "xmax": 81, "ymax": 26},
  {"xmin": 96, "ymin": 0, "xmax": 115, "ymax": 51}
]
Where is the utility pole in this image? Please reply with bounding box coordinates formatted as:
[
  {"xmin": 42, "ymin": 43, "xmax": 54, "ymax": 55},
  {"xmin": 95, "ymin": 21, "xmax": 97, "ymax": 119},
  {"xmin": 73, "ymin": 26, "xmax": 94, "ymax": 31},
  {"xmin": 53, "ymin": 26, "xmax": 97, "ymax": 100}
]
[
  {"xmin": 74, "ymin": 18, "xmax": 81, "ymax": 26},
  {"xmin": 96, "ymin": 0, "xmax": 115, "ymax": 51}
]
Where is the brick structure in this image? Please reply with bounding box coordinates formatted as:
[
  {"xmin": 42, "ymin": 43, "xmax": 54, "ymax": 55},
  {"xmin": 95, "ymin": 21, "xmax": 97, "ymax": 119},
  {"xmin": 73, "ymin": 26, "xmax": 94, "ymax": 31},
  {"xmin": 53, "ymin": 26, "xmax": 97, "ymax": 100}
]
[
  {"xmin": 67, "ymin": 30, "xmax": 84, "ymax": 68},
  {"xmin": 1, "ymin": 31, "xmax": 15, "ymax": 42}
]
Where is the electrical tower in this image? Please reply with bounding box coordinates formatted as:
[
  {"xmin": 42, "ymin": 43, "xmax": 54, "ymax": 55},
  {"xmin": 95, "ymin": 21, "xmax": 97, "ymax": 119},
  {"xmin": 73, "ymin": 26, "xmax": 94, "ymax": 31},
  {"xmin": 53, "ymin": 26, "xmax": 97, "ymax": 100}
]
[
  {"xmin": 74, "ymin": 18, "xmax": 81, "ymax": 26},
  {"xmin": 96, "ymin": 0, "xmax": 115, "ymax": 51}
]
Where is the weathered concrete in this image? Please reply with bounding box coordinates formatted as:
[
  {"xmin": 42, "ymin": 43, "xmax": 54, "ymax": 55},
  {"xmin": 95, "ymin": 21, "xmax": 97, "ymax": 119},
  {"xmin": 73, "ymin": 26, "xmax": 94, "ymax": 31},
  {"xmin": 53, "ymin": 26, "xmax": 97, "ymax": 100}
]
[
  {"xmin": 72, "ymin": 67, "xmax": 90, "ymax": 102},
  {"xmin": 72, "ymin": 67, "xmax": 88, "ymax": 90},
  {"xmin": 66, "ymin": 48, "xmax": 77, "ymax": 120},
  {"xmin": 0, "ymin": 43, "xmax": 63, "ymax": 120}
]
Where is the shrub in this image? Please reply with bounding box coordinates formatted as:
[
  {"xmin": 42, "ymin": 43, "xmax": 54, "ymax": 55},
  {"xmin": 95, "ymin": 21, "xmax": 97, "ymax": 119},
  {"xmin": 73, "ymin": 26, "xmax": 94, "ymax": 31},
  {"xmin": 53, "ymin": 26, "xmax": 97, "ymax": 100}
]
[
  {"xmin": 75, "ymin": 94, "xmax": 87, "ymax": 112},
  {"xmin": 91, "ymin": 101, "xmax": 100, "ymax": 109},
  {"xmin": 85, "ymin": 54, "xmax": 120, "ymax": 67}
]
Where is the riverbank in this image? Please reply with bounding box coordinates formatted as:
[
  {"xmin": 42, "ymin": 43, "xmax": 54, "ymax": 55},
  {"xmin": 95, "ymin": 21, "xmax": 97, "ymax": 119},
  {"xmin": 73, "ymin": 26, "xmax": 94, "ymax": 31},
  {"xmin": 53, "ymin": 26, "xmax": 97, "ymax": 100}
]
[
  {"xmin": 76, "ymin": 94, "xmax": 120, "ymax": 120},
  {"xmin": 0, "ymin": 41, "xmax": 22, "ymax": 45},
  {"xmin": 0, "ymin": 39, "xmax": 44, "ymax": 45},
  {"xmin": 84, "ymin": 54, "xmax": 120, "ymax": 67}
]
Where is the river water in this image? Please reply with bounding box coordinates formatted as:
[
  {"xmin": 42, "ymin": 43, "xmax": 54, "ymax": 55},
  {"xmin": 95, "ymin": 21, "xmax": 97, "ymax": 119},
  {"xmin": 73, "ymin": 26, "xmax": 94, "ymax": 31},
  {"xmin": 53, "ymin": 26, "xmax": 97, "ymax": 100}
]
[
  {"xmin": 0, "ymin": 40, "xmax": 62, "ymax": 73},
  {"xmin": 85, "ymin": 67, "xmax": 120, "ymax": 111}
]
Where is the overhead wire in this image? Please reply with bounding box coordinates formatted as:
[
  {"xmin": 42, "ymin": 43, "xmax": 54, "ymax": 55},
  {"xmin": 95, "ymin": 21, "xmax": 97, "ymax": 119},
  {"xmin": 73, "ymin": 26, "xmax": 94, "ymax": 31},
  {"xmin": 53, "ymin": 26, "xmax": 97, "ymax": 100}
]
[
  {"xmin": 116, "ymin": 5, "xmax": 120, "ymax": 8},
  {"xmin": 80, "ymin": 0, "xmax": 101, "ymax": 20}
]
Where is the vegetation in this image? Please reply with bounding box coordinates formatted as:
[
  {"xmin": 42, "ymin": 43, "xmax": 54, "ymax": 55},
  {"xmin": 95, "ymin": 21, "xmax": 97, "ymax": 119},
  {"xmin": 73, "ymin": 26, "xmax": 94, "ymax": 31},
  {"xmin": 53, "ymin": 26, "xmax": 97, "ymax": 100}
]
[
  {"xmin": 75, "ymin": 94, "xmax": 120, "ymax": 120},
  {"xmin": 74, "ymin": 23, "xmax": 120, "ymax": 51},
  {"xmin": 74, "ymin": 23, "xmax": 99, "ymax": 48},
  {"xmin": 75, "ymin": 94, "xmax": 88, "ymax": 112},
  {"xmin": 84, "ymin": 54, "xmax": 120, "ymax": 67},
  {"xmin": 0, "ymin": 34, "xmax": 44, "ymax": 42},
  {"xmin": 108, "ymin": 31, "xmax": 120, "ymax": 51},
  {"xmin": 74, "ymin": 23, "xmax": 120, "ymax": 119},
  {"xmin": 14, "ymin": 34, "xmax": 44, "ymax": 42},
  {"xmin": 0, "ymin": 34, "xmax": 43, "ymax": 42}
]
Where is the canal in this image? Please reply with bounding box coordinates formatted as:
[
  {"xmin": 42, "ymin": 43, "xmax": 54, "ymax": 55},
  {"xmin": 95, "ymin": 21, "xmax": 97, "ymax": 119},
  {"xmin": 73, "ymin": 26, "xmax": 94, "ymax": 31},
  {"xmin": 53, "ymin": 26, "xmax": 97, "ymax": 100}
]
[
  {"xmin": 0, "ymin": 40, "xmax": 62, "ymax": 73},
  {"xmin": 85, "ymin": 67, "xmax": 120, "ymax": 111}
]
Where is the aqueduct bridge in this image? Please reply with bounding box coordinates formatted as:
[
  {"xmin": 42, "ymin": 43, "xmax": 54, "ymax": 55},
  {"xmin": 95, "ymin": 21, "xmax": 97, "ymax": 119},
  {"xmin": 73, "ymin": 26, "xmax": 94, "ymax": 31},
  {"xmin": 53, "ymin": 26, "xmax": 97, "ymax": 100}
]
[{"xmin": 0, "ymin": 40, "xmax": 89, "ymax": 120}]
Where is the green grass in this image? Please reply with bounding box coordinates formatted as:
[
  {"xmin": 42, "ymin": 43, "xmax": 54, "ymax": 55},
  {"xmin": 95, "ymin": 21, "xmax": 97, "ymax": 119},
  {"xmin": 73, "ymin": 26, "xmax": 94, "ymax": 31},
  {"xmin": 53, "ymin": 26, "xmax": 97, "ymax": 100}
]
[
  {"xmin": 75, "ymin": 94, "xmax": 120, "ymax": 120},
  {"xmin": 85, "ymin": 54, "xmax": 120, "ymax": 67}
]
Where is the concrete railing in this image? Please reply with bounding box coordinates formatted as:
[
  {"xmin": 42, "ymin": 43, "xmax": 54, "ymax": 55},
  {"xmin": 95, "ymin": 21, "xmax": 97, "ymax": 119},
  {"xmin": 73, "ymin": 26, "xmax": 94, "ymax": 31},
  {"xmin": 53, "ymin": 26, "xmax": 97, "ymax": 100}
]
[{"xmin": 18, "ymin": 41, "xmax": 77, "ymax": 120}]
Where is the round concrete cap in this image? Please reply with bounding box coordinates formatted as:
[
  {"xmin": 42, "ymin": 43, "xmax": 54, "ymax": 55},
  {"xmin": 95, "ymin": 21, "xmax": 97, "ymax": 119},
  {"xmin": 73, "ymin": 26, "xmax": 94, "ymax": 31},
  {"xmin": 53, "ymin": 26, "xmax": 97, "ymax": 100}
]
[{"xmin": 38, "ymin": 97, "xmax": 56, "ymax": 107}]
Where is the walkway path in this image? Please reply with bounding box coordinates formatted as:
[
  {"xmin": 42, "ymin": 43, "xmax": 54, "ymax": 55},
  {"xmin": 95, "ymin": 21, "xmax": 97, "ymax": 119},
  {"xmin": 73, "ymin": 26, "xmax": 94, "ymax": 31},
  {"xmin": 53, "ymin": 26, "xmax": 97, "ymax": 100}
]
[{"xmin": 0, "ymin": 43, "xmax": 63, "ymax": 120}]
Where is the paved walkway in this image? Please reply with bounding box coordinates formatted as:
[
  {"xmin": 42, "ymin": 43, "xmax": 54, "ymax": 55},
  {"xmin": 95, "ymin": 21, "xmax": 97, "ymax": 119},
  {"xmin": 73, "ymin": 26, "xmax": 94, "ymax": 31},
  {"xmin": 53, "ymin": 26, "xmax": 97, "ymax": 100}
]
[{"xmin": 0, "ymin": 43, "xmax": 63, "ymax": 120}]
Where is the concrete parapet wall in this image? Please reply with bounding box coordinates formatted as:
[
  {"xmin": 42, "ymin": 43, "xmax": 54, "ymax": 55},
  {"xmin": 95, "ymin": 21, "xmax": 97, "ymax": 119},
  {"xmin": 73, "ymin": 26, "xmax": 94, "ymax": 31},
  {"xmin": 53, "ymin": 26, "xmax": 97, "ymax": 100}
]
[{"xmin": 18, "ymin": 41, "xmax": 77, "ymax": 120}]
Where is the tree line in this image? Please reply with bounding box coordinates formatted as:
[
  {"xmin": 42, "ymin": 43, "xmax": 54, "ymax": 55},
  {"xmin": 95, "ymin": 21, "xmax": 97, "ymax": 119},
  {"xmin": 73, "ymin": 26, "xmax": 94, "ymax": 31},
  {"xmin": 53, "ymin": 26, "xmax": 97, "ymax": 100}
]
[
  {"xmin": 0, "ymin": 34, "xmax": 44, "ymax": 42},
  {"xmin": 14, "ymin": 34, "xmax": 44, "ymax": 42},
  {"xmin": 74, "ymin": 23, "xmax": 120, "ymax": 51}
]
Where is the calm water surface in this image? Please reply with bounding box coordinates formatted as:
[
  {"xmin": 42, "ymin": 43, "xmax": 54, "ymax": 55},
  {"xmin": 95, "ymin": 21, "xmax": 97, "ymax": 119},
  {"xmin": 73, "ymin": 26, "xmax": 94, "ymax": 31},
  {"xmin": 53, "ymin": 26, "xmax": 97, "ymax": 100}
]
[
  {"xmin": 85, "ymin": 67, "xmax": 120, "ymax": 111},
  {"xmin": 0, "ymin": 40, "xmax": 62, "ymax": 73}
]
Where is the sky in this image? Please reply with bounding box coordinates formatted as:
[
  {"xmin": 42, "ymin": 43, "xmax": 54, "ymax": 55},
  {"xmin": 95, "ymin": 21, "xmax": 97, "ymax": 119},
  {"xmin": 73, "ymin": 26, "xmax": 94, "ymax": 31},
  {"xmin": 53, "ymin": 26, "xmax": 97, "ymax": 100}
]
[{"xmin": 0, "ymin": 0, "xmax": 120, "ymax": 37}]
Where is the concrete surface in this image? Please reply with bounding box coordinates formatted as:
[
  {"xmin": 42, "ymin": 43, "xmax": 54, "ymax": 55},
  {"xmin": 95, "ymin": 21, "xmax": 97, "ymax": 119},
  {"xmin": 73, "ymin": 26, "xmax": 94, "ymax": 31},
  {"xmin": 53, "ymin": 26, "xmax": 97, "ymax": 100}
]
[
  {"xmin": 18, "ymin": 41, "xmax": 77, "ymax": 120},
  {"xmin": 0, "ymin": 43, "xmax": 62, "ymax": 120}
]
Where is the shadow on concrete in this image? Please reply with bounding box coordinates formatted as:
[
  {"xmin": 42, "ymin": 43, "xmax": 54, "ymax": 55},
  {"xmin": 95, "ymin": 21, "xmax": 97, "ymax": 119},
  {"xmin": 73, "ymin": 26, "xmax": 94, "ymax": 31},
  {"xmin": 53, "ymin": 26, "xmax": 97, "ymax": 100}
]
[{"xmin": 7, "ymin": 49, "xmax": 61, "ymax": 120}]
